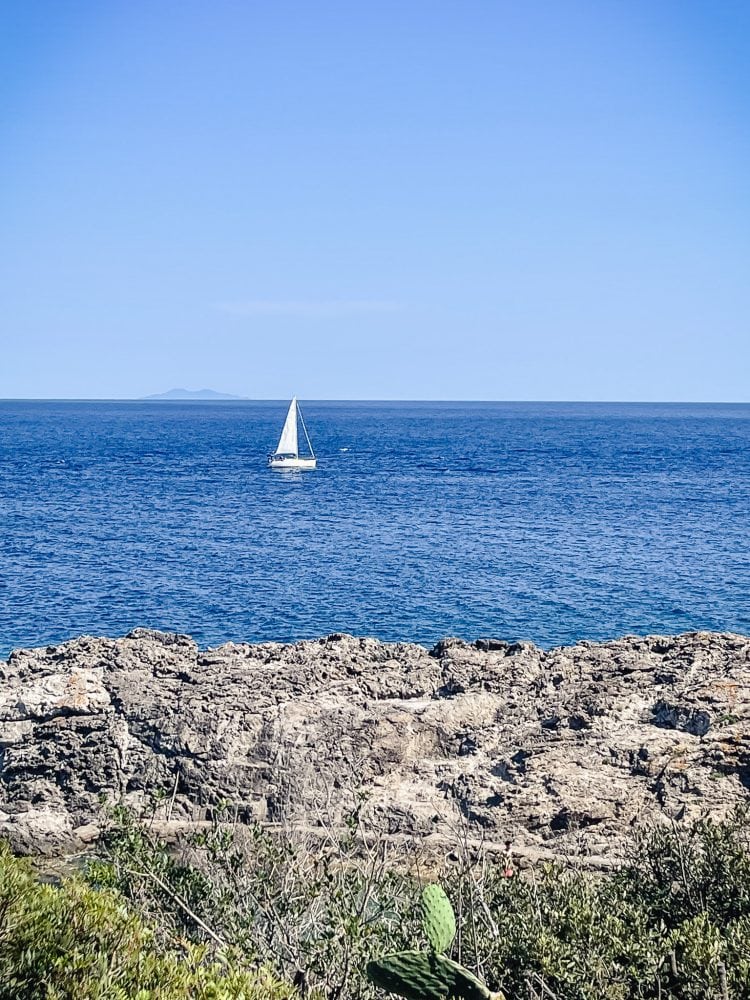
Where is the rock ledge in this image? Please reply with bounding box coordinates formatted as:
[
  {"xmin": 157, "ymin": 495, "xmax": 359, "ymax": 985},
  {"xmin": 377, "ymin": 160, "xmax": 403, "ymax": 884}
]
[{"xmin": 1, "ymin": 629, "xmax": 749, "ymax": 857}]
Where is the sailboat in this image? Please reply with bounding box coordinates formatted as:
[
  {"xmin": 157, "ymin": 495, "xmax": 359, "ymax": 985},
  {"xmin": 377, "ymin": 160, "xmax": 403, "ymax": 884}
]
[{"xmin": 268, "ymin": 397, "xmax": 317, "ymax": 470}]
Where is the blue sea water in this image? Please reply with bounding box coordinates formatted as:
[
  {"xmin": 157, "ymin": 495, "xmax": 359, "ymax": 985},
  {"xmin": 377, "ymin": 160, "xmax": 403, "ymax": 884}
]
[{"xmin": 1, "ymin": 400, "xmax": 749, "ymax": 658}]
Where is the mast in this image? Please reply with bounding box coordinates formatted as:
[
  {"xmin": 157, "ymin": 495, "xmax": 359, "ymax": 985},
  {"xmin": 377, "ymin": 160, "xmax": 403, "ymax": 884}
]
[{"xmin": 298, "ymin": 402, "xmax": 315, "ymax": 458}]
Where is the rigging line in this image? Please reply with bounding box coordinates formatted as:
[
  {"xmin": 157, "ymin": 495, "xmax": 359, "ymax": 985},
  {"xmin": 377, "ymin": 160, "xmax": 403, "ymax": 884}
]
[{"xmin": 298, "ymin": 402, "xmax": 315, "ymax": 458}]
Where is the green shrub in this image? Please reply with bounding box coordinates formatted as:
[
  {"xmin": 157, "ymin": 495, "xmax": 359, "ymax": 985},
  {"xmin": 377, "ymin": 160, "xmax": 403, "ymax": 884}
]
[
  {"xmin": 623, "ymin": 808, "xmax": 750, "ymax": 925},
  {"xmin": 79, "ymin": 804, "xmax": 750, "ymax": 999},
  {"xmin": 439, "ymin": 812, "xmax": 750, "ymax": 999},
  {"xmin": 88, "ymin": 805, "xmax": 419, "ymax": 1000},
  {"xmin": 0, "ymin": 842, "xmax": 296, "ymax": 999}
]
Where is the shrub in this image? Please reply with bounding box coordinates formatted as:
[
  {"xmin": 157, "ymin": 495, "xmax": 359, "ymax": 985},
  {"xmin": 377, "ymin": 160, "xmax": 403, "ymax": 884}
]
[
  {"xmin": 0, "ymin": 842, "xmax": 296, "ymax": 999},
  {"xmin": 83, "ymin": 804, "xmax": 750, "ymax": 999},
  {"xmin": 439, "ymin": 812, "xmax": 750, "ymax": 999},
  {"xmin": 624, "ymin": 808, "xmax": 750, "ymax": 925},
  {"xmin": 88, "ymin": 805, "xmax": 420, "ymax": 1000}
]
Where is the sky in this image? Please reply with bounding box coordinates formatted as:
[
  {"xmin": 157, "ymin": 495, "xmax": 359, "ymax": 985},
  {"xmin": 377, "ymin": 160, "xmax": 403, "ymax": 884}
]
[{"xmin": 1, "ymin": 1, "xmax": 749, "ymax": 400}]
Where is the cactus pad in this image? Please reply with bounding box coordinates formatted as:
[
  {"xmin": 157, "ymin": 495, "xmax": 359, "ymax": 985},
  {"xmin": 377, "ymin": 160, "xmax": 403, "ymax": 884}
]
[
  {"xmin": 433, "ymin": 955, "xmax": 496, "ymax": 1000},
  {"xmin": 366, "ymin": 951, "xmax": 501, "ymax": 1000},
  {"xmin": 420, "ymin": 884, "xmax": 456, "ymax": 954},
  {"xmin": 366, "ymin": 951, "xmax": 454, "ymax": 1000}
]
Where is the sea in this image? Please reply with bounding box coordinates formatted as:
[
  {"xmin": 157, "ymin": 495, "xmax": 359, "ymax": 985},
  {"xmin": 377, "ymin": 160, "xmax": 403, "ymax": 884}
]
[{"xmin": 1, "ymin": 400, "xmax": 749, "ymax": 659}]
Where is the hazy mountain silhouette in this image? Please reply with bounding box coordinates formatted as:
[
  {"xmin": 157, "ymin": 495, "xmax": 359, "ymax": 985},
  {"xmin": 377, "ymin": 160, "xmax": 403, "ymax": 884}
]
[{"xmin": 143, "ymin": 388, "xmax": 246, "ymax": 400}]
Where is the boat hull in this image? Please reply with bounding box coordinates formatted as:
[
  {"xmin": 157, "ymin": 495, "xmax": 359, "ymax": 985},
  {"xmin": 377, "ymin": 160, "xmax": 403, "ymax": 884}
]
[{"xmin": 268, "ymin": 456, "xmax": 317, "ymax": 470}]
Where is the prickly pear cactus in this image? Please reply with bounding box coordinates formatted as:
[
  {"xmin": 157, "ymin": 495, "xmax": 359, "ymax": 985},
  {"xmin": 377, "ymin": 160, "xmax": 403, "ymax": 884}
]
[
  {"xmin": 366, "ymin": 883, "xmax": 506, "ymax": 1000},
  {"xmin": 366, "ymin": 951, "xmax": 455, "ymax": 1000},
  {"xmin": 366, "ymin": 951, "xmax": 503, "ymax": 1000},
  {"xmin": 420, "ymin": 884, "xmax": 456, "ymax": 954}
]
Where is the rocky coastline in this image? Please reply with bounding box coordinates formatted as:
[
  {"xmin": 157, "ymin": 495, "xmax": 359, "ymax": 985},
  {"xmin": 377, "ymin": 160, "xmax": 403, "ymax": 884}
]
[{"xmin": 1, "ymin": 628, "xmax": 749, "ymax": 859}]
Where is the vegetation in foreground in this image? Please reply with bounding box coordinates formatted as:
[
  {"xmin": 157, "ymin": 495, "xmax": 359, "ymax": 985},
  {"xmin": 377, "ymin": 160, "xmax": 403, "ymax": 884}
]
[
  {"xmin": 0, "ymin": 842, "xmax": 295, "ymax": 1000},
  {"xmin": 2, "ymin": 804, "xmax": 750, "ymax": 998}
]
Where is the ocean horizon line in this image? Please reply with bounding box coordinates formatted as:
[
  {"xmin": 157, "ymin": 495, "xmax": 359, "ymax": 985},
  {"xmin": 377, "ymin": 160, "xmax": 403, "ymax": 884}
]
[{"xmin": 2, "ymin": 397, "xmax": 750, "ymax": 406}]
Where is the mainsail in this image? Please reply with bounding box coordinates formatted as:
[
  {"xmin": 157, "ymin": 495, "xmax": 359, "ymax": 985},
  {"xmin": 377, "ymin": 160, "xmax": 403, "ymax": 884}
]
[{"xmin": 274, "ymin": 397, "xmax": 299, "ymax": 456}]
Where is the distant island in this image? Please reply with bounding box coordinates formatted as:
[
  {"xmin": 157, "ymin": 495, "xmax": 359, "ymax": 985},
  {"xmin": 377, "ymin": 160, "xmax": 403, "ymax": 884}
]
[{"xmin": 142, "ymin": 388, "xmax": 246, "ymax": 400}]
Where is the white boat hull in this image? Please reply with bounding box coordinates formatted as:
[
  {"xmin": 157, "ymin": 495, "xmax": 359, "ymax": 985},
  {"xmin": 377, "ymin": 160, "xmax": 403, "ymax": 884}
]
[{"xmin": 269, "ymin": 456, "xmax": 317, "ymax": 470}]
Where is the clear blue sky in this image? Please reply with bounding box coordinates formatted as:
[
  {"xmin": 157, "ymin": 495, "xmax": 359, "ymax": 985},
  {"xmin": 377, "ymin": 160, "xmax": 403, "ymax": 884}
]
[{"xmin": 2, "ymin": 1, "xmax": 748, "ymax": 400}]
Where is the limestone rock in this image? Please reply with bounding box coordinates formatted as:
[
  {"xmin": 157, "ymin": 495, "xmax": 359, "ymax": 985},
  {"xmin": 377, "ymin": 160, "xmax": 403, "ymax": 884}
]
[{"xmin": 1, "ymin": 628, "xmax": 749, "ymax": 858}]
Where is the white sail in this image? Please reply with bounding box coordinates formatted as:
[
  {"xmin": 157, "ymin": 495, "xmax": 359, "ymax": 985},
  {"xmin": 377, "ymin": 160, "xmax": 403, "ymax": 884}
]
[{"xmin": 274, "ymin": 397, "xmax": 299, "ymax": 455}]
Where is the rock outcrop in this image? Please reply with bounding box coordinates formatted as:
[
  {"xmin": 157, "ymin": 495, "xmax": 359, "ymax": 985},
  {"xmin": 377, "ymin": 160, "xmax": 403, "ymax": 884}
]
[{"xmin": 1, "ymin": 629, "xmax": 749, "ymax": 859}]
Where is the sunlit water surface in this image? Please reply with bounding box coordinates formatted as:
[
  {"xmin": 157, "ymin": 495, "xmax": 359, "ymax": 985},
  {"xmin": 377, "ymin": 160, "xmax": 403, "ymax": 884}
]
[{"xmin": 1, "ymin": 400, "xmax": 749, "ymax": 656}]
